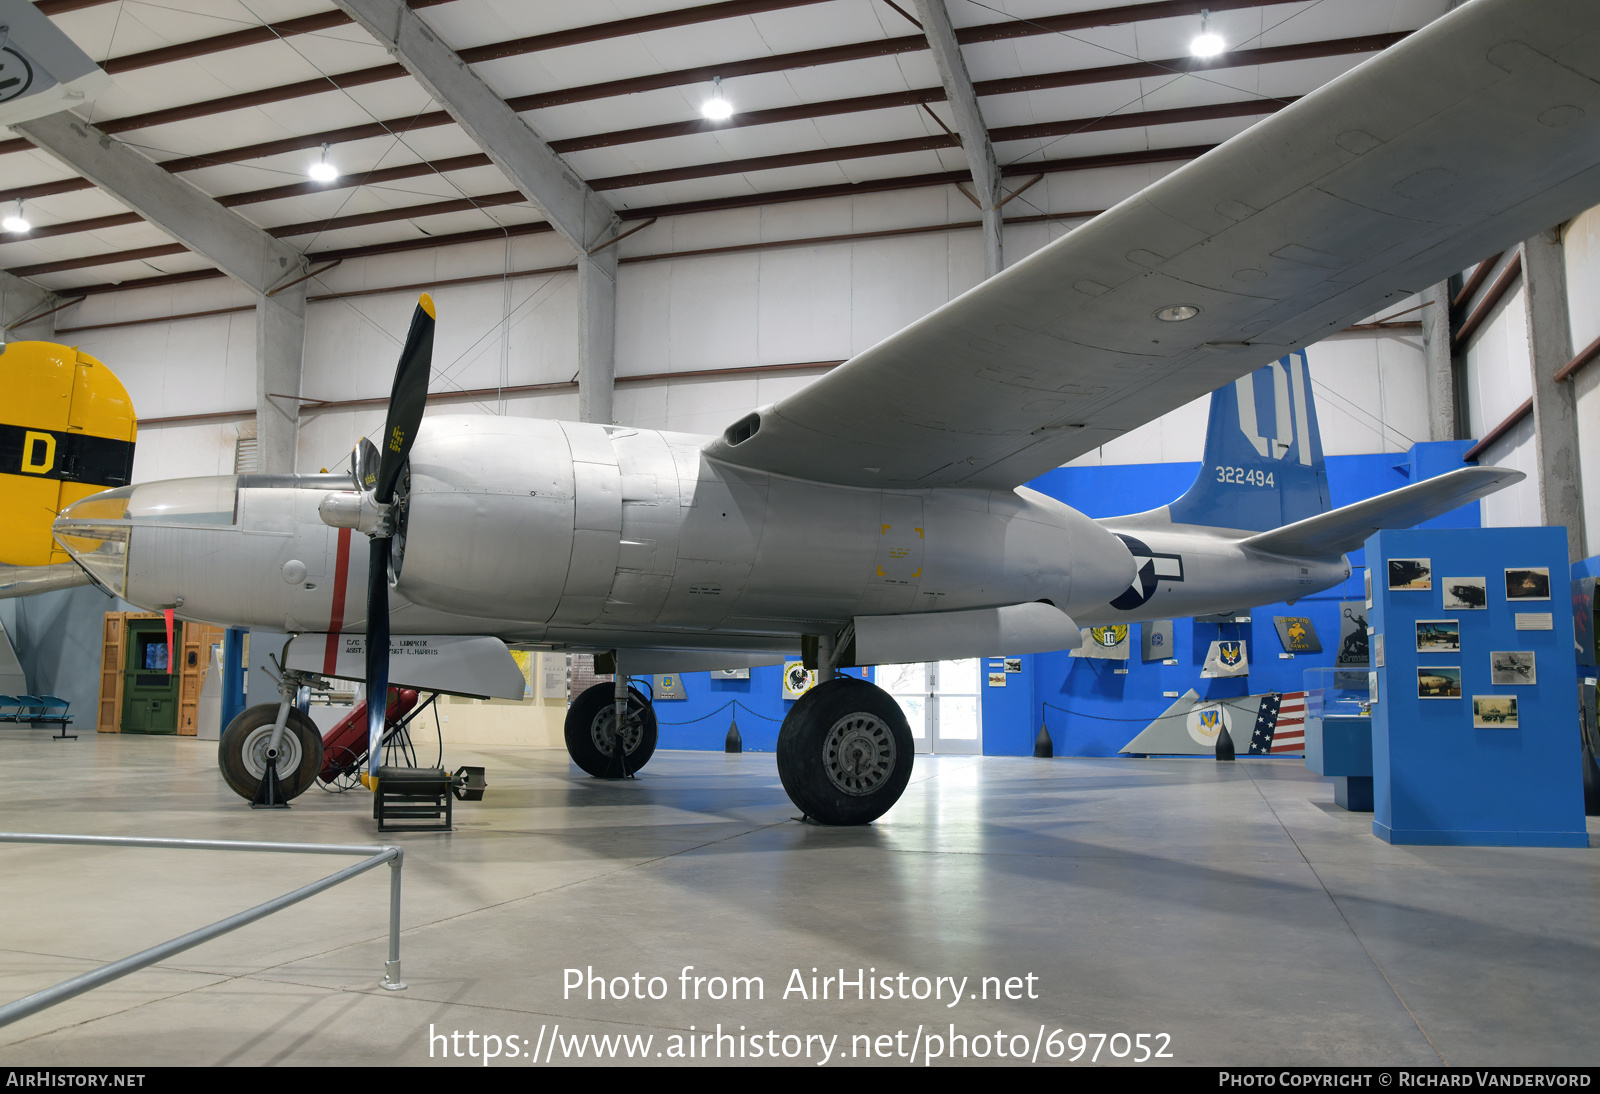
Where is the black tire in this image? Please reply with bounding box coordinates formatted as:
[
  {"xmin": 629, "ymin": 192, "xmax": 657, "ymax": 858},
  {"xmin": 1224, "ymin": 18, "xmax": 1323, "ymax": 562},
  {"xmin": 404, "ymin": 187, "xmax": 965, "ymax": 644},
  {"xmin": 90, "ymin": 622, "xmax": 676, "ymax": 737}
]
[
  {"xmin": 217, "ymin": 703, "xmax": 326, "ymax": 802},
  {"xmin": 564, "ymin": 683, "xmax": 658, "ymax": 778},
  {"xmin": 777, "ymin": 676, "xmax": 913, "ymax": 825}
]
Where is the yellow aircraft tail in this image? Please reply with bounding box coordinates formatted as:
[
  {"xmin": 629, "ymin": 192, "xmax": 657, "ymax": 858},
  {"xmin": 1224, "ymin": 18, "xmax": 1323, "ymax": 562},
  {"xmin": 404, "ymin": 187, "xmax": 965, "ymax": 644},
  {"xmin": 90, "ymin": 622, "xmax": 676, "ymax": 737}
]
[{"xmin": 0, "ymin": 341, "xmax": 137, "ymax": 567}]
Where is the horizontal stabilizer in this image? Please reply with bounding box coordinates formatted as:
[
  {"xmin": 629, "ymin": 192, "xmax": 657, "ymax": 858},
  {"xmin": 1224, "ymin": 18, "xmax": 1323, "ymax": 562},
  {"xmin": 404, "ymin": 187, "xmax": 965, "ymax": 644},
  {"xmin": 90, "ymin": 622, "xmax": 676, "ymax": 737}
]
[
  {"xmin": 0, "ymin": 563, "xmax": 94, "ymax": 600},
  {"xmin": 1242, "ymin": 467, "xmax": 1523, "ymax": 558},
  {"xmin": 855, "ymin": 602, "xmax": 1081, "ymax": 665}
]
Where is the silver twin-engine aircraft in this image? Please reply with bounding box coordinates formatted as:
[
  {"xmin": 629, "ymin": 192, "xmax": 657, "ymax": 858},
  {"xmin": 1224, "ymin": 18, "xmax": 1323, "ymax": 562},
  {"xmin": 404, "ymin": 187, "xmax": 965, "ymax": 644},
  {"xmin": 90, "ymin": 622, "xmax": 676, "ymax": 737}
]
[{"xmin": 32, "ymin": 0, "xmax": 1600, "ymax": 823}]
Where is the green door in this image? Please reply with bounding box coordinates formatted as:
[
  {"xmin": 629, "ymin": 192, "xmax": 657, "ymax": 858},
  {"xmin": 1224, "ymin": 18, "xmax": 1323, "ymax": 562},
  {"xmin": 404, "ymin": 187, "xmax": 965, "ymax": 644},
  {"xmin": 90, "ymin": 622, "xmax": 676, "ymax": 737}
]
[{"xmin": 122, "ymin": 620, "xmax": 180, "ymax": 734}]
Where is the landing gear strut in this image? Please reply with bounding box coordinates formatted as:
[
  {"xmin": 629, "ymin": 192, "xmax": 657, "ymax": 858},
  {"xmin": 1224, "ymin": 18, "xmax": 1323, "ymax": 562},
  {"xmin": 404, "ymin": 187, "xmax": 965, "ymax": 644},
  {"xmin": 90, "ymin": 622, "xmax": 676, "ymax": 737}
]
[
  {"xmin": 565, "ymin": 681, "xmax": 658, "ymax": 778},
  {"xmin": 777, "ymin": 676, "xmax": 913, "ymax": 825}
]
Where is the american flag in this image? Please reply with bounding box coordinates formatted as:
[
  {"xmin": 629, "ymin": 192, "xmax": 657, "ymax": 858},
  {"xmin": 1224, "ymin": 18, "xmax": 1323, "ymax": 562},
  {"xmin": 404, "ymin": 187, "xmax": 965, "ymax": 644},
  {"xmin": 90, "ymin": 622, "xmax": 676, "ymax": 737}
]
[{"xmin": 1246, "ymin": 692, "xmax": 1308, "ymax": 755}]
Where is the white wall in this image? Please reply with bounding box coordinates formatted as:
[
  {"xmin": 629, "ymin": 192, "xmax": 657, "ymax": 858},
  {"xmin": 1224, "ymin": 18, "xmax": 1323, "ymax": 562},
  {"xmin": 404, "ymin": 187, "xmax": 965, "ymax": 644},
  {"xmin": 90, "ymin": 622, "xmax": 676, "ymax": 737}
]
[{"xmin": 1566, "ymin": 206, "xmax": 1600, "ymax": 558}]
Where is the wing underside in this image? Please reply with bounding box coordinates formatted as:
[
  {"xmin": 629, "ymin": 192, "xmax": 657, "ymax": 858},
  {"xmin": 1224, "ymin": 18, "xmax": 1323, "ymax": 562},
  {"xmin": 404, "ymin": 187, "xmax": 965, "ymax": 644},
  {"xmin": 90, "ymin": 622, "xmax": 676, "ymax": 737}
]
[{"xmin": 702, "ymin": 0, "xmax": 1600, "ymax": 491}]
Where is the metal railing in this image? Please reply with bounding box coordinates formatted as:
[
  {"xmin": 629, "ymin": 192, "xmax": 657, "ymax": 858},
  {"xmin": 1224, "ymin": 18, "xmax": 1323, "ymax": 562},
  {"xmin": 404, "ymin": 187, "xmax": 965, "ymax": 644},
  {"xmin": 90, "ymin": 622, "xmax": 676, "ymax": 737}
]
[{"xmin": 0, "ymin": 833, "xmax": 406, "ymax": 1029}]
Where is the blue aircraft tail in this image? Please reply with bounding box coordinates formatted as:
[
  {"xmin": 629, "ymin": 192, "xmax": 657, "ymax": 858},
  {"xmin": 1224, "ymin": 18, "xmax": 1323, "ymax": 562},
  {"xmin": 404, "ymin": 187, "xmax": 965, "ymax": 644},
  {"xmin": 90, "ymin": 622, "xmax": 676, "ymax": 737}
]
[{"xmin": 1165, "ymin": 351, "xmax": 1332, "ymax": 532}]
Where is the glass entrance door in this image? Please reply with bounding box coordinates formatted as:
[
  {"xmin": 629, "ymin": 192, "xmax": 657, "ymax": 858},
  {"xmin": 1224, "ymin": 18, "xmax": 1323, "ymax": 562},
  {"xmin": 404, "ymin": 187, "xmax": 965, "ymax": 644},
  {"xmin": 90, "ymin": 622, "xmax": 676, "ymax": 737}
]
[{"xmin": 880, "ymin": 660, "xmax": 982, "ymax": 755}]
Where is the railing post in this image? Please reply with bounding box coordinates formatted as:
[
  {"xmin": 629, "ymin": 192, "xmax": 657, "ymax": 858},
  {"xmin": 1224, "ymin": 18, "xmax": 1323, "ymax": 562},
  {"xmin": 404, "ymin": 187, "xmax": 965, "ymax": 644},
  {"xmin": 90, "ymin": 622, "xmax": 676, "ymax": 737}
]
[{"xmin": 384, "ymin": 849, "xmax": 407, "ymax": 990}]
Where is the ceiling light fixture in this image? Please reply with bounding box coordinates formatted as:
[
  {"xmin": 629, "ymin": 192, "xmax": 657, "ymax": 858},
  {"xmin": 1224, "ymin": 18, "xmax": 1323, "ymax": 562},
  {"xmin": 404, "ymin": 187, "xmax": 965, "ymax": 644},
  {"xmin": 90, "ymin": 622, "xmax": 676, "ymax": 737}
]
[
  {"xmin": 2, "ymin": 200, "xmax": 29, "ymax": 234},
  {"xmin": 309, "ymin": 143, "xmax": 339, "ymax": 182},
  {"xmin": 1156, "ymin": 304, "xmax": 1201, "ymax": 322},
  {"xmin": 1190, "ymin": 10, "xmax": 1225, "ymax": 59},
  {"xmin": 702, "ymin": 76, "xmax": 734, "ymax": 121}
]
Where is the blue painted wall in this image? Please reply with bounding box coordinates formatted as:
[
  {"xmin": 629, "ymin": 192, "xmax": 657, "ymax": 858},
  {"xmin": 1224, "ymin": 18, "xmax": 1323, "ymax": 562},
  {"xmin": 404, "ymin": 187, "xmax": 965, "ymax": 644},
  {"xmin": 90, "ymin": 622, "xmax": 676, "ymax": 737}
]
[{"xmin": 654, "ymin": 441, "xmax": 1484, "ymax": 758}]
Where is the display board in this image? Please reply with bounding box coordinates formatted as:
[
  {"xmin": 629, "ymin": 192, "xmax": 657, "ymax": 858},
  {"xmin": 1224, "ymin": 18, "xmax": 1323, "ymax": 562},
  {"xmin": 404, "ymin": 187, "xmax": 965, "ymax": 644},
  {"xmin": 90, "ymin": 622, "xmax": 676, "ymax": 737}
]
[{"xmin": 1366, "ymin": 527, "xmax": 1586, "ymax": 846}]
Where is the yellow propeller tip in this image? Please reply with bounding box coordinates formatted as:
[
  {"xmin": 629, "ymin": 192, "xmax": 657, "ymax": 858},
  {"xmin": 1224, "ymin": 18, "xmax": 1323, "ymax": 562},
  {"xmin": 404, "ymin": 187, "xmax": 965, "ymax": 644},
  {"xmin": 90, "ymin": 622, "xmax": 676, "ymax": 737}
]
[
  {"xmin": 359, "ymin": 771, "xmax": 379, "ymax": 792},
  {"xmin": 418, "ymin": 293, "xmax": 435, "ymax": 319}
]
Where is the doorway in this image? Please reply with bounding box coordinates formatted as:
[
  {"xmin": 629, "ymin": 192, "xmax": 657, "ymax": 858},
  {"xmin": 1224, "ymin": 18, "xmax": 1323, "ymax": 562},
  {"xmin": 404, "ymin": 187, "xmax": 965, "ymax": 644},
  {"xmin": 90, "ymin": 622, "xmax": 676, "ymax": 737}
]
[
  {"xmin": 121, "ymin": 619, "xmax": 179, "ymax": 734},
  {"xmin": 878, "ymin": 659, "xmax": 983, "ymax": 754}
]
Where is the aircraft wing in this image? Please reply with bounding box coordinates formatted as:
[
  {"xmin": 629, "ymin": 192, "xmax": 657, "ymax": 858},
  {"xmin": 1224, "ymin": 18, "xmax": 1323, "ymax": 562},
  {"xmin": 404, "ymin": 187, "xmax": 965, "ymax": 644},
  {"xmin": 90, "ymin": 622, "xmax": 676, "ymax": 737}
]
[
  {"xmin": 1240, "ymin": 466, "xmax": 1525, "ymax": 559},
  {"xmin": 702, "ymin": 0, "xmax": 1600, "ymax": 491}
]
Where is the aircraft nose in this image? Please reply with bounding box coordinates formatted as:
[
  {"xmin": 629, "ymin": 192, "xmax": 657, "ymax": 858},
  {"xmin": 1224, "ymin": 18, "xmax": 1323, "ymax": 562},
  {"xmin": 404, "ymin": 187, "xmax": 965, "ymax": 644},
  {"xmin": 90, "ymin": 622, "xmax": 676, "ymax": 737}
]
[{"xmin": 54, "ymin": 477, "xmax": 239, "ymax": 598}]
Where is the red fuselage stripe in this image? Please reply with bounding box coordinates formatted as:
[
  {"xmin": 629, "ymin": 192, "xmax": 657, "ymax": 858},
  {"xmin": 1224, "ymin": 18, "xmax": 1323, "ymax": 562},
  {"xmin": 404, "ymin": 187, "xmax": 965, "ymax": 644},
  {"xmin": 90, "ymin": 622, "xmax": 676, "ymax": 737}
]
[{"xmin": 325, "ymin": 527, "xmax": 352, "ymax": 674}]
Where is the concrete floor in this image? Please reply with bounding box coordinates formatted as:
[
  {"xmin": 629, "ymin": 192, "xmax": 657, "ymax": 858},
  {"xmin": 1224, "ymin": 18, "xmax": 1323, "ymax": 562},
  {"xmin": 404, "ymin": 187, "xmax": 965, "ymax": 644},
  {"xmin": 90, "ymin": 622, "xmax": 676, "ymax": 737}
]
[{"xmin": 0, "ymin": 729, "xmax": 1596, "ymax": 1068}]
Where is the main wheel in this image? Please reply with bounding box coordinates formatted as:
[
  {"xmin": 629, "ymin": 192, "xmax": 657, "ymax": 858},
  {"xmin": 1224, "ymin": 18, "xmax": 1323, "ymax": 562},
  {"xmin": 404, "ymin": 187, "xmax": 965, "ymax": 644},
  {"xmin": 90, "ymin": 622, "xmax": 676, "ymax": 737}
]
[
  {"xmin": 777, "ymin": 676, "xmax": 913, "ymax": 825},
  {"xmin": 565, "ymin": 682, "xmax": 658, "ymax": 778},
  {"xmin": 217, "ymin": 703, "xmax": 326, "ymax": 802}
]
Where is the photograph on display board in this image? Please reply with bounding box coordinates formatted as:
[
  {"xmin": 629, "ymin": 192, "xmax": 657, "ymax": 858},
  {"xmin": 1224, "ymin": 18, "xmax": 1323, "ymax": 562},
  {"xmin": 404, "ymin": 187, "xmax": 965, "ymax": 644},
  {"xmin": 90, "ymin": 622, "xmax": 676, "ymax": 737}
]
[
  {"xmin": 1442, "ymin": 577, "xmax": 1488, "ymax": 610},
  {"xmin": 988, "ymin": 672, "xmax": 1007, "ymax": 687},
  {"xmin": 1364, "ymin": 568, "xmax": 1373, "ymax": 608},
  {"xmin": 1374, "ymin": 632, "xmax": 1385, "ymax": 668},
  {"xmin": 1472, "ymin": 696, "xmax": 1519, "ymax": 728},
  {"xmin": 1336, "ymin": 603, "xmax": 1369, "ymax": 665},
  {"xmin": 1505, "ymin": 567, "xmax": 1551, "ymax": 601},
  {"xmin": 1489, "ymin": 650, "xmax": 1537, "ymax": 685},
  {"xmin": 1417, "ymin": 666, "xmax": 1463, "ymax": 699},
  {"xmin": 1004, "ymin": 658, "xmax": 1022, "ymax": 673},
  {"xmin": 1415, "ymin": 619, "xmax": 1460, "ymax": 652},
  {"xmin": 1388, "ymin": 558, "xmax": 1433, "ymax": 590}
]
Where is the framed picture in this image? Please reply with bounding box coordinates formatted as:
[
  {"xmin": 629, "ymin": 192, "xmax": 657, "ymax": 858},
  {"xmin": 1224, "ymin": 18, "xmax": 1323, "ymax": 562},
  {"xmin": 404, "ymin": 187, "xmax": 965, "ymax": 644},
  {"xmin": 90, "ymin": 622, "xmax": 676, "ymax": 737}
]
[
  {"xmin": 1336, "ymin": 602, "xmax": 1370, "ymax": 665},
  {"xmin": 1417, "ymin": 666, "xmax": 1462, "ymax": 699},
  {"xmin": 1364, "ymin": 568, "xmax": 1373, "ymax": 608},
  {"xmin": 1389, "ymin": 558, "xmax": 1432, "ymax": 591},
  {"xmin": 1415, "ymin": 619, "xmax": 1460, "ymax": 652},
  {"xmin": 987, "ymin": 672, "xmax": 1007, "ymax": 687},
  {"xmin": 1274, "ymin": 615, "xmax": 1322, "ymax": 653},
  {"xmin": 1472, "ymin": 695, "xmax": 1518, "ymax": 728},
  {"xmin": 1505, "ymin": 567, "xmax": 1551, "ymax": 600},
  {"xmin": 782, "ymin": 661, "xmax": 817, "ymax": 699},
  {"xmin": 1442, "ymin": 577, "xmax": 1487, "ymax": 610},
  {"xmin": 1489, "ymin": 650, "xmax": 1536, "ymax": 685}
]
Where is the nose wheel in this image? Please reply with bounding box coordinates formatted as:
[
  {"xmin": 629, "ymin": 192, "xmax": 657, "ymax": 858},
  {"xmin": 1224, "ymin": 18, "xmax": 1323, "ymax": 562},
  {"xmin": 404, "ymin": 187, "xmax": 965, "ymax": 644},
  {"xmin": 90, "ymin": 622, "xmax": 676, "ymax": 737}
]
[
  {"xmin": 218, "ymin": 703, "xmax": 325, "ymax": 801},
  {"xmin": 564, "ymin": 682, "xmax": 658, "ymax": 778},
  {"xmin": 777, "ymin": 677, "xmax": 913, "ymax": 825}
]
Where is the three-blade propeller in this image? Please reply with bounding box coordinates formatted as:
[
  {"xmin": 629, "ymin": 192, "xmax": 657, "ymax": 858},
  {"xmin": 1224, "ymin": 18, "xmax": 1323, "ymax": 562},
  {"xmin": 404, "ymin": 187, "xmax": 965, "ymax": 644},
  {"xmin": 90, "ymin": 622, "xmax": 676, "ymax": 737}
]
[{"xmin": 360, "ymin": 294, "xmax": 435, "ymax": 787}]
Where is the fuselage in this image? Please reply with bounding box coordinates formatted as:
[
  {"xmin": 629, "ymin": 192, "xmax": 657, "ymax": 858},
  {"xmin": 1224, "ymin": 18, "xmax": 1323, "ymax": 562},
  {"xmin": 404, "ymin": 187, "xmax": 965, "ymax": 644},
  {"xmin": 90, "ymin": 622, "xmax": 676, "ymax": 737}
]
[{"xmin": 53, "ymin": 415, "xmax": 1347, "ymax": 653}]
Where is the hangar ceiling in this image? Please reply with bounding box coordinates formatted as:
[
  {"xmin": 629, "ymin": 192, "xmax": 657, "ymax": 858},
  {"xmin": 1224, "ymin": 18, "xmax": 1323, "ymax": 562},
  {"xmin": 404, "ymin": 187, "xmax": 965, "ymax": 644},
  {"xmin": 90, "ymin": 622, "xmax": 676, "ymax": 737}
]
[{"xmin": 1, "ymin": 0, "xmax": 1450, "ymax": 300}]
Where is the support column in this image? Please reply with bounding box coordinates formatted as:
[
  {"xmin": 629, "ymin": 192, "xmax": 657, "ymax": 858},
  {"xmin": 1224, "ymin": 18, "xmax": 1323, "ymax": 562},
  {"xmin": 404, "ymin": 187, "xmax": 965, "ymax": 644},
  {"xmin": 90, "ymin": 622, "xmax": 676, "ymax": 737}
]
[
  {"xmin": 915, "ymin": 0, "xmax": 1003, "ymax": 278},
  {"xmin": 1520, "ymin": 230, "xmax": 1585, "ymax": 561},
  {"xmin": 255, "ymin": 284, "xmax": 306, "ymax": 473},
  {"xmin": 0, "ymin": 273, "xmax": 55, "ymax": 343},
  {"xmin": 1420, "ymin": 280, "xmax": 1457, "ymax": 441},
  {"xmin": 577, "ymin": 248, "xmax": 617, "ymax": 426}
]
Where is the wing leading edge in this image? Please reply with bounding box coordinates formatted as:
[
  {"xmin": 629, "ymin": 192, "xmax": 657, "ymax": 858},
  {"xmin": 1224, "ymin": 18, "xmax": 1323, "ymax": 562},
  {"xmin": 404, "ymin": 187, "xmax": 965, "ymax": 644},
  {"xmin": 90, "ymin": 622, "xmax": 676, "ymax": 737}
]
[{"xmin": 703, "ymin": 0, "xmax": 1600, "ymax": 491}]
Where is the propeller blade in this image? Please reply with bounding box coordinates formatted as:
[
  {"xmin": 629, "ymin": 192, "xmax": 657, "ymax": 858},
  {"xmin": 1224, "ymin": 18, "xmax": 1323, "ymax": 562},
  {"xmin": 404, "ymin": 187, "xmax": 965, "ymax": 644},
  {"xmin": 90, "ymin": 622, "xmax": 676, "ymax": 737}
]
[
  {"xmin": 374, "ymin": 294, "xmax": 435, "ymax": 505},
  {"xmin": 364, "ymin": 535, "xmax": 391, "ymax": 785},
  {"xmin": 351, "ymin": 438, "xmax": 380, "ymax": 491}
]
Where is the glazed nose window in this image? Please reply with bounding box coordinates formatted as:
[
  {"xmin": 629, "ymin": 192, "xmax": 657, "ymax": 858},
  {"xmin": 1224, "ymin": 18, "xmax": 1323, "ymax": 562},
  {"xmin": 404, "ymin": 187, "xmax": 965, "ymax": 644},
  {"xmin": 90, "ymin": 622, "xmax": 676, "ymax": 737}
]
[{"xmin": 53, "ymin": 477, "xmax": 241, "ymax": 597}]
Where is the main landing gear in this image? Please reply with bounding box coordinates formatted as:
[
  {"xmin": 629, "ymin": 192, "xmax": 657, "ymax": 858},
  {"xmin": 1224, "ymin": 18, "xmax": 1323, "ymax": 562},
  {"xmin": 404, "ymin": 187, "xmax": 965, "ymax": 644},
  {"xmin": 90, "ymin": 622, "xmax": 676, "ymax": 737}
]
[
  {"xmin": 777, "ymin": 676, "xmax": 913, "ymax": 826},
  {"xmin": 561, "ymin": 659, "xmax": 915, "ymax": 825},
  {"xmin": 565, "ymin": 680, "xmax": 658, "ymax": 778}
]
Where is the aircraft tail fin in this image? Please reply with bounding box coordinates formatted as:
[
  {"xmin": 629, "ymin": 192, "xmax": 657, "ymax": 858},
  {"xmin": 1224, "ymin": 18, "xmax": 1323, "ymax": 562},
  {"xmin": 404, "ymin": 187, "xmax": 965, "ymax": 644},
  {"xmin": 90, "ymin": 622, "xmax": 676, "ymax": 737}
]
[
  {"xmin": 1242, "ymin": 466, "xmax": 1524, "ymax": 558},
  {"xmin": 1165, "ymin": 352, "xmax": 1331, "ymax": 532},
  {"xmin": 0, "ymin": 342, "xmax": 137, "ymax": 568}
]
